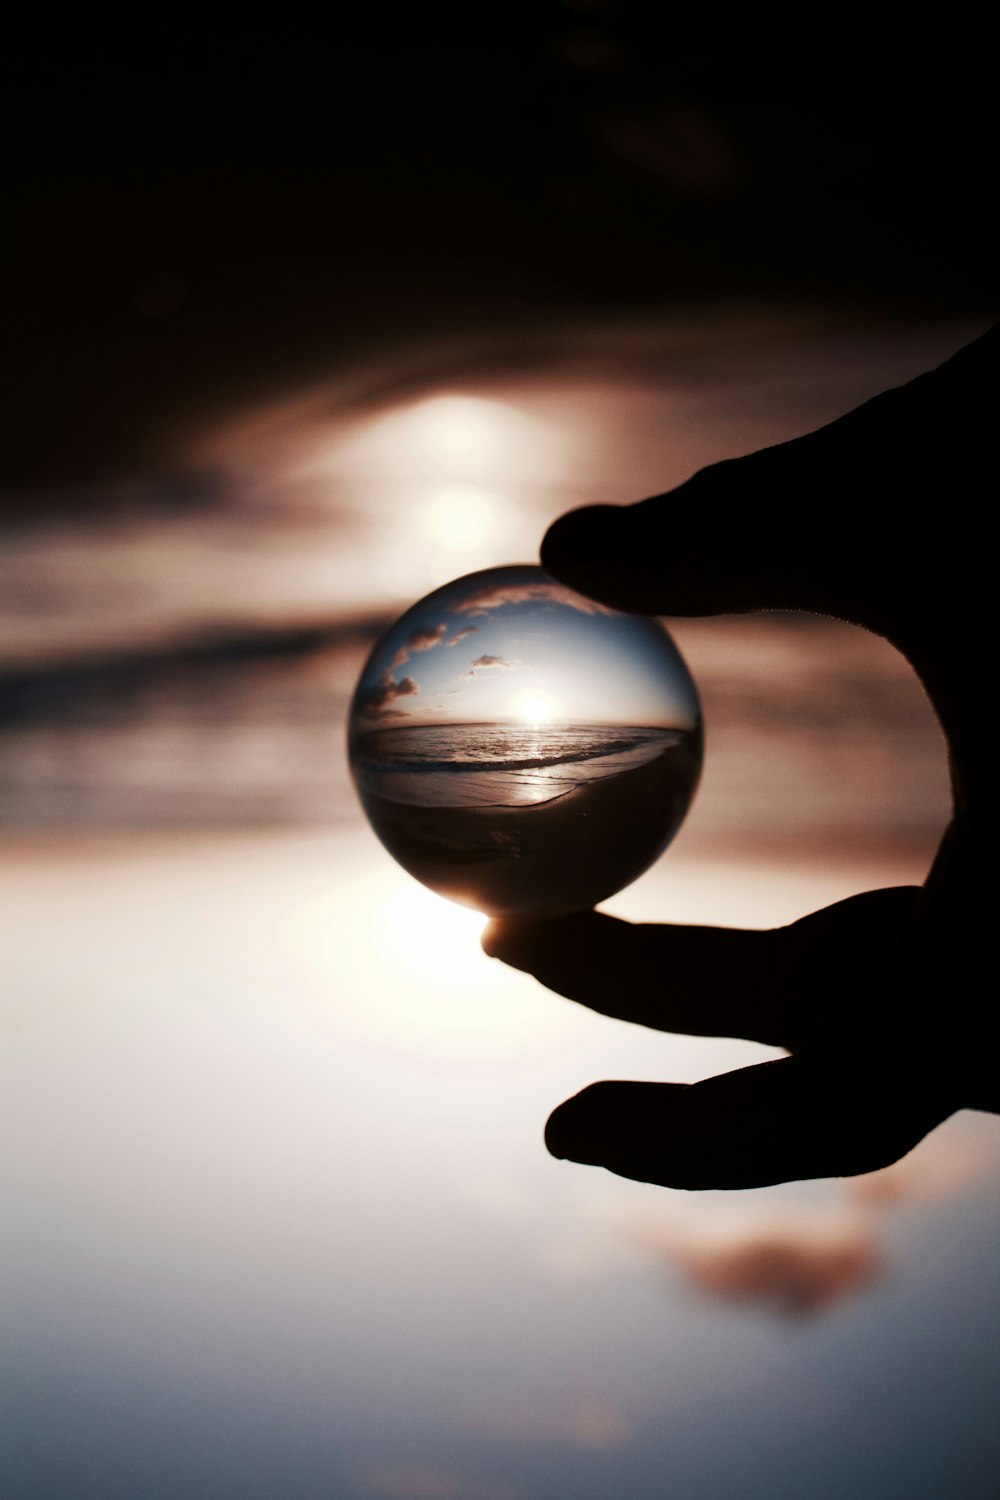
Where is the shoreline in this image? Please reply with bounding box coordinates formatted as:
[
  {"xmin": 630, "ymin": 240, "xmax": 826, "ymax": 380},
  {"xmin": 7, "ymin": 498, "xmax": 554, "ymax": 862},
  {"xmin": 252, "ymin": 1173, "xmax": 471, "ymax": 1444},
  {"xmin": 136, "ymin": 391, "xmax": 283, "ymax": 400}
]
[
  {"xmin": 353, "ymin": 724, "xmax": 692, "ymax": 811},
  {"xmin": 358, "ymin": 734, "xmax": 703, "ymax": 915}
]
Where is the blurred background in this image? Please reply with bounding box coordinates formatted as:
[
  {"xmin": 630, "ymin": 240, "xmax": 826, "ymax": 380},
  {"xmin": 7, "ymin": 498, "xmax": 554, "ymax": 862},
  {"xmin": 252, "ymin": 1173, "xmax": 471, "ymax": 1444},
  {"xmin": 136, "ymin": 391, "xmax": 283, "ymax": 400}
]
[{"xmin": 3, "ymin": 7, "xmax": 998, "ymax": 1498}]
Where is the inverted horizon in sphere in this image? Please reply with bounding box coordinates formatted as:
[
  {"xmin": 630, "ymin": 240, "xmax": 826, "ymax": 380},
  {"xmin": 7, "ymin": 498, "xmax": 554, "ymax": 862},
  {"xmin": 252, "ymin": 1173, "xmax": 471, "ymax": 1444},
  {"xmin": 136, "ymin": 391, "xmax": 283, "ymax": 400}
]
[{"xmin": 349, "ymin": 565, "xmax": 703, "ymax": 916}]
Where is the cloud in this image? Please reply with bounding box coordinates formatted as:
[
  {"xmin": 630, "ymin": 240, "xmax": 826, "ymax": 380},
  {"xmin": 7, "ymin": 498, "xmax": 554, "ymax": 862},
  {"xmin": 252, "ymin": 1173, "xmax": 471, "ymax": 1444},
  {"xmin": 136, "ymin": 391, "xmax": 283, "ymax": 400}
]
[
  {"xmin": 391, "ymin": 622, "xmax": 448, "ymax": 671},
  {"xmin": 462, "ymin": 653, "xmax": 514, "ymax": 680},
  {"xmin": 635, "ymin": 1218, "xmax": 882, "ymax": 1320},
  {"xmin": 445, "ymin": 625, "xmax": 478, "ymax": 647},
  {"xmin": 454, "ymin": 580, "xmax": 614, "ymax": 617},
  {"xmin": 358, "ymin": 671, "xmax": 419, "ymax": 715}
]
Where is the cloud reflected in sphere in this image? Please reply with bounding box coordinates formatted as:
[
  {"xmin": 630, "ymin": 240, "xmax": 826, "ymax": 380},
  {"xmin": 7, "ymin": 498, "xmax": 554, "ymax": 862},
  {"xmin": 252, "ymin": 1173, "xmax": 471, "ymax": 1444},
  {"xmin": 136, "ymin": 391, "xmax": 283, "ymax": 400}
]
[{"xmin": 349, "ymin": 566, "xmax": 702, "ymax": 916}]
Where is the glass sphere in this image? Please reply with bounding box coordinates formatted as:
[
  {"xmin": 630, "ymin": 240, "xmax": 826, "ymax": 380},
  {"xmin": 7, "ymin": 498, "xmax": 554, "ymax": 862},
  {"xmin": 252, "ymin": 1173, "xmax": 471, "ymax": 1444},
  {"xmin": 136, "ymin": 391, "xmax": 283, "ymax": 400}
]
[{"xmin": 348, "ymin": 565, "xmax": 702, "ymax": 916}]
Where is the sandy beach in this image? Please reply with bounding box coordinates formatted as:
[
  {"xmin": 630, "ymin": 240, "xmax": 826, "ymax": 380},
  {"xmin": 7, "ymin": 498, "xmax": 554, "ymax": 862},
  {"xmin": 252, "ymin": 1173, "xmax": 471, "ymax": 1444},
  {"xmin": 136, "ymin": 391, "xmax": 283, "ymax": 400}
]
[{"xmin": 358, "ymin": 732, "xmax": 702, "ymax": 915}]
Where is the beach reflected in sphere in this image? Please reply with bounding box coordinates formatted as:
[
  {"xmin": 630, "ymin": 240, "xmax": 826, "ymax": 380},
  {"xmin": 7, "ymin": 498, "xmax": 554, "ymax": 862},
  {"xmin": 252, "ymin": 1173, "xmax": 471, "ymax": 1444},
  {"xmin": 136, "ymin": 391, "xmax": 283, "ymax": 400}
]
[{"xmin": 348, "ymin": 565, "xmax": 702, "ymax": 916}]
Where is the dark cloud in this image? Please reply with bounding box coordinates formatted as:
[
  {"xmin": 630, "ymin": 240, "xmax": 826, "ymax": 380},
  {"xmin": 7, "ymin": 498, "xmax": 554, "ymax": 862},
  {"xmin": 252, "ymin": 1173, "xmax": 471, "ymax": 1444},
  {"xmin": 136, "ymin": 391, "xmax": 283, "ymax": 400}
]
[
  {"xmin": 359, "ymin": 671, "xmax": 419, "ymax": 715},
  {"xmin": 445, "ymin": 626, "xmax": 478, "ymax": 647},
  {"xmin": 390, "ymin": 623, "xmax": 448, "ymax": 672}
]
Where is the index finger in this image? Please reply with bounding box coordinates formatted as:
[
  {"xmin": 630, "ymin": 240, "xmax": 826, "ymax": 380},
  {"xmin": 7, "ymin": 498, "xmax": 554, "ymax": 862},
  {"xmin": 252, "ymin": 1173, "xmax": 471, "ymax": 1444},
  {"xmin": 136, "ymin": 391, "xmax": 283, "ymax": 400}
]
[{"xmin": 482, "ymin": 889, "xmax": 919, "ymax": 1052}]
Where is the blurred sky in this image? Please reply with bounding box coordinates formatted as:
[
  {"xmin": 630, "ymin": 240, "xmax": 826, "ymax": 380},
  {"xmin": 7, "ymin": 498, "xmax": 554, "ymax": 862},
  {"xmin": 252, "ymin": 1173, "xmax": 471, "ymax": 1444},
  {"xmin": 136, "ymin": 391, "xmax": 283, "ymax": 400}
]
[
  {"xmin": 2, "ymin": 11, "xmax": 998, "ymax": 1500},
  {"xmin": 4, "ymin": 6, "xmax": 996, "ymax": 493}
]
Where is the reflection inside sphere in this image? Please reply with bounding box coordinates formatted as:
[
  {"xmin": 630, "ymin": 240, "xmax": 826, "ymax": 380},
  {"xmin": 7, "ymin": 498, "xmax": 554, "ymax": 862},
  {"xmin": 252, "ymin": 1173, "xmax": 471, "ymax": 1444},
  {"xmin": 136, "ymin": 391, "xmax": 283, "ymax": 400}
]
[{"xmin": 348, "ymin": 565, "xmax": 702, "ymax": 916}]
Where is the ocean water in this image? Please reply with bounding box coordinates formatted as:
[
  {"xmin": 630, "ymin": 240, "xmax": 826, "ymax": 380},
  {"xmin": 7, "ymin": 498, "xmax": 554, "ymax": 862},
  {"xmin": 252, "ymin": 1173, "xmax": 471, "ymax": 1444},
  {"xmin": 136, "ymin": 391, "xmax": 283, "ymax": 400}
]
[
  {"xmin": 351, "ymin": 722, "xmax": 687, "ymax": 809},
  {"xmin": 350, "ymin": 721, "xmax": 701, "ymax": 915}
]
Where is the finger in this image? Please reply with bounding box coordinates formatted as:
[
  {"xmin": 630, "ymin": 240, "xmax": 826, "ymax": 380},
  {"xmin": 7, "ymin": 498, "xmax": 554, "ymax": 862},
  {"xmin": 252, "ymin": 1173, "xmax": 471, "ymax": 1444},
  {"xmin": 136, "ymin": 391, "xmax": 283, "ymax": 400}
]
[
  {"xmin": 539, "ymin": 344, "xmax": 965, "ymax": 621},
  {"xmin": 540, "ymin": 473, "xmax": 808, "ymax": 618},
  {"xmin": 483, "ymin": 888, "xmax": 919, "ymax": 1051},
  {"xmin": 540, "ymin": 458, "xmax": 871, "ymax": 620},
  {"xmin": 544, "ymin": 1055, "xmax": 943, "ymax": 1191}
]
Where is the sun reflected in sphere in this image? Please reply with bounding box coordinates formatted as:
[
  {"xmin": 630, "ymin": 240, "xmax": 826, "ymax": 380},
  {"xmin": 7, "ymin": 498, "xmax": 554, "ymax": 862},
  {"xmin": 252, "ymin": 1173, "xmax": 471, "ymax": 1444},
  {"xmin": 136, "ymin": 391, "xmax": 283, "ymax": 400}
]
[
  {"xmin": 508, "ymin": 688, "xmax": 563, "ymax": 725},
  {"xmin": 349, "ymin": 565, "xmax": 703, "ymax": 917}
]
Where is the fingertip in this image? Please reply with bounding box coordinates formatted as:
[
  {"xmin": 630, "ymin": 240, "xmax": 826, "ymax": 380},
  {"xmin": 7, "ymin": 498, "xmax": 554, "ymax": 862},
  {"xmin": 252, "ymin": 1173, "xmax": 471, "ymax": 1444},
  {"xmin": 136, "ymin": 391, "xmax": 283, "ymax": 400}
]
[
  {"xmin": 480, "ymin": 916, "xmax": 535, "ymax": 964},
  {"xmin": 541, "ymin": 505, "xmax": 634, "ymax": 603},
  {"xmin": 544, "ymin": 1088, "xmax": 597, "ymax": 1162},
  {"xmin": 545, "ymin": 1080, "xmax": 649, "ymax": 1165},
  {"xmin": 540, "ymin": 465, "xmax": 802, "ymax": 617},
  {"xmin": 541, "ymin": 496, "xmax": 715, "ymax": 616},
  {"xmin": 480, "ymin": 913, "xmax": 587, "ymax": 969},
  {"xmin": 480, "ymin": 918, "xmax": 502, "ymax": 959},
  {"xmin": 542, "ymin": 504, "xmax": 626, "ymax": 566}
]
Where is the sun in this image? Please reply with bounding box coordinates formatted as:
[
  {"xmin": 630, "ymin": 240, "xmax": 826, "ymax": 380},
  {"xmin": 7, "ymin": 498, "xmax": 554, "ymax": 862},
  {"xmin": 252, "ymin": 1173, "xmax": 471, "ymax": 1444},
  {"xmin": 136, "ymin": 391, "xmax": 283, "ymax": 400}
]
[{"xmin": 507, "ymin": 688, "xmax": 564, "ymax": 725}]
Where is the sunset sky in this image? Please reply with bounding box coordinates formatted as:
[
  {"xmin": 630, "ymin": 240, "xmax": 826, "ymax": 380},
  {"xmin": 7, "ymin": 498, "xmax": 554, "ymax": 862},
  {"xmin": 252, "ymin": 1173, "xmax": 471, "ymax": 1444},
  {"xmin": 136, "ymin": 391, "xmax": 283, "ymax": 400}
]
[{"xmin": 354, "ymin": 568, "xmax": 701, "ymax": 731}]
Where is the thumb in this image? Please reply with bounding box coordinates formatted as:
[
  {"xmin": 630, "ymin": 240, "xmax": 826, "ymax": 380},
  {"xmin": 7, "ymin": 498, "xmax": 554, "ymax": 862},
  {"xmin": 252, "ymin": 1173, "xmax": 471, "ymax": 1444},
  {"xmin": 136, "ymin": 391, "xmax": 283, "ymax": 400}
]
[
  {"xmin": 540, "ymin": 332, "xmax": 988, "ymax": 620},
  {"xmin": 540, "ymin": 450, "xmax": 843, "ymax": 619},
  {"xmin": 543, "ymin": 327, "xmax": 997, "ymax": 620}
]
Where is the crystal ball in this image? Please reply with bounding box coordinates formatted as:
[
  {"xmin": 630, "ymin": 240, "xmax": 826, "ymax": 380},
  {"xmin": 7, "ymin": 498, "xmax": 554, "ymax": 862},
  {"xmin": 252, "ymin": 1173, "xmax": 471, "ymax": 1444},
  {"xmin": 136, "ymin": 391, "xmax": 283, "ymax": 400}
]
[{"xmin": 348, "ymin": 565, "xmax": 702, "ymax": 916}]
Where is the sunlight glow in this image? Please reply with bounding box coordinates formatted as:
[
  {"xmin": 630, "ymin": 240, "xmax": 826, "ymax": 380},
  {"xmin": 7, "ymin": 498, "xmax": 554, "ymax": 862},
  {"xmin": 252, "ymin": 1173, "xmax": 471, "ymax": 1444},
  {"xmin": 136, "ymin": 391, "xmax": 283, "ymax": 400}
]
[
  {"xmin": 508, "ymin": 688, "xmax": 564, "ymax": 725},
  {"xmin": 414, "ymin": 397, "xmax": 492, "ymax": 455},
  {"xmin": 371, "ymin": 880, "xmax": 509, "ymax": 999},
  {"xmin": 410, "ymin": 396, "xmax": 504, "ymax": 471},
  {"xmin": 327, "ymin": 389, "xmax": 562, "ymax": 493},
  {"xmin": 286, "ymin": 856, "xmax": 581, "ymax": 1073},
  {"xmin": 421, "ymin": 484, "xmax": 497, "ymax": 551}
]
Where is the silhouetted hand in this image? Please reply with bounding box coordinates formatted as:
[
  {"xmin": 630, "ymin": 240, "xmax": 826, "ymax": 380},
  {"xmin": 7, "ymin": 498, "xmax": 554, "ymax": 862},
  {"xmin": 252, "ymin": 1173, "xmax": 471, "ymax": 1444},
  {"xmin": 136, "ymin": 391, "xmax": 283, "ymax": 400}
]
[{"xmin": 483, "ymin": 327, "xmax": 996, "ymax": 1190}]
